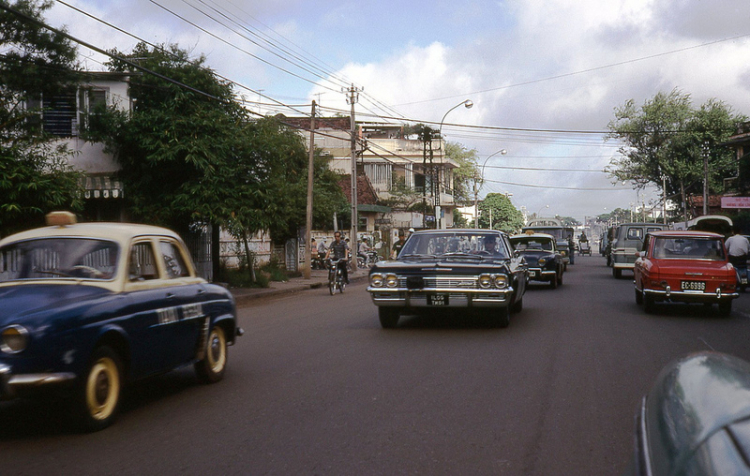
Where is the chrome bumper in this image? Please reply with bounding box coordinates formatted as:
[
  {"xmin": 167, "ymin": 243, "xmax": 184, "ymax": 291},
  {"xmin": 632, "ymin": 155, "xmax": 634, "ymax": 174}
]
[
  {"xmin": 367, "ymin": 286, "xmax": 514, "ymax": 308},
  {"xmin": 0, "ymin": 364, "xmax": 75, "ymax": 399},
  {"xmin": 642, "ymin": 286, "xmax": 739, "ymax": 301},
  {"xmin": 527, "ymin": 268, "xmax": 556, "ymax": 280}
]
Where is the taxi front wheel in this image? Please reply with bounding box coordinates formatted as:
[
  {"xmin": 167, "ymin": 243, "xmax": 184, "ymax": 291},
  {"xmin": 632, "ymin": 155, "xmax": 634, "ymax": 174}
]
[
  {"xmin": 74, "ymin": 346, "xmax": 123, "ymax": 432},
  {"xmin": 195, "ymin": 326, "xmax": 228, "ymax": 384}
]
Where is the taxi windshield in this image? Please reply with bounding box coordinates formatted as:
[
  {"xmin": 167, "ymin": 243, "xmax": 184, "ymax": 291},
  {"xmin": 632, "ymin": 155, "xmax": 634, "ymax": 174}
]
[
  {"xmin": 511, "ymin": 238, "xmax": 553, "ymax": 251},
  {"xmin": 0, "ymin": 238, "xmax": 119, "ymax": 282}
]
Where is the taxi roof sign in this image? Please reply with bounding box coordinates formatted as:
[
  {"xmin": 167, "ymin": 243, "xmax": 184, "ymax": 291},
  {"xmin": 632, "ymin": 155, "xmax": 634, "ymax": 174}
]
[{"xmin": 46, "ymin": 211, "xmax": 77, "ymax": 227}]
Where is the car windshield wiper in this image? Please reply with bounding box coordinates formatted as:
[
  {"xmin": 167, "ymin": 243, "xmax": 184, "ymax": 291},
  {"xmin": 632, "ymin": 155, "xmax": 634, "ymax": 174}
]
[
  {"xmin": 441, "ymin": 252, "xmax": 484, "ymax": 261},
  {"xmin": 399, "ymin": 253, "xmax": 437, "ymax": 261}
]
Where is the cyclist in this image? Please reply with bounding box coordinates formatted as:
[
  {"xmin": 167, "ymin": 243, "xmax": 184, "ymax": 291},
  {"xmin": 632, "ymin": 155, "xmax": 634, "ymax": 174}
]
[{"xmin": 325, "ymin": 231, "xmax": 350, "ymax": 284}]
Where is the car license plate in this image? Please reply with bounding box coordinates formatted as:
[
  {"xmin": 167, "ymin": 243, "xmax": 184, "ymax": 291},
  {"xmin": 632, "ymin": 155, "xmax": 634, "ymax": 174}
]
[
  {"xmin": 681, "ymin": 281, "xmax": 705, "ymax": 291},
  {"xmin": 428, "ymin": 294, "xmax": 448, "ymax": 306},
  {"xmin": 530, "ymin": 271, "xmax": 538, "ymax": 278}
]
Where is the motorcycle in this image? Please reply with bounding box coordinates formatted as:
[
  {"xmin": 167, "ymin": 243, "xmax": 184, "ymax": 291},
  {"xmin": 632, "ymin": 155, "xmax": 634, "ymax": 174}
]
[
  {"xmin": 311, "ymin": 253, "xmax": 326, "ymax": 270},
  {"xmin": 327, "ymin": 258, "xmax": 347, "ymax": 295}
]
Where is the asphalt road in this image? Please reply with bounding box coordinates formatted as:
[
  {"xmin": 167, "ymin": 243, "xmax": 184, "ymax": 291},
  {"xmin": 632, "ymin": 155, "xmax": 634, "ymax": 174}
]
[{"xmin": 3, "ymin": 256, "xmax": 750, "ymax": 475}]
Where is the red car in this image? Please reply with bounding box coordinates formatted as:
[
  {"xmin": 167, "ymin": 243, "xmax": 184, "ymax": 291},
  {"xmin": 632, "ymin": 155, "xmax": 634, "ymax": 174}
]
[{"xmin": 634, "ymin": 231, "xmax": 739, "ymax": 315}]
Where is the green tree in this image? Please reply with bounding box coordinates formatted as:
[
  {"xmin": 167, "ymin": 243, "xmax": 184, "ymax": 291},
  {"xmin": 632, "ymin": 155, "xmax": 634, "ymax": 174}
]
[
  {"xmin": 0, "ymin": 0, "xmax": 84, "ymax": 235},
  {"xmin": 478, "ymin": 193, "xmax": 524, "ymax": 233},
  {"xmin": 607, "ymin": 89, "xmax": 744, "ymax": 218},
  {"xmin": 88, "ymin": 42, "xmax": 346, "ymax": 279},
  {"xmin": 453, "ymin": 208, "xmax": 469, "ymax": 228},
  {"xmin": 445, "ymin": 142, "xmax": 479, "ymax": 206}
]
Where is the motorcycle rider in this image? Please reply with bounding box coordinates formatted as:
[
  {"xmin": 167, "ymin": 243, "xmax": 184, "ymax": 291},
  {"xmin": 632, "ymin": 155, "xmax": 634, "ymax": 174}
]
[
  {"xmin": 357, "ymin": 238, "xmax": 371, "ymax": 267},
  {"xmin": 726, "ymin": 225, "xmax": 750, "ymax": 291},
  {"xmin": 325, "ymin": 231, "xmax": 349, "ymax": 284}
]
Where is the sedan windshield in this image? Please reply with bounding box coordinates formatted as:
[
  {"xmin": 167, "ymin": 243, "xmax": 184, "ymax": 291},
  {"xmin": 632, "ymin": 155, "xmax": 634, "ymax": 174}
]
[
  {"xmin": 399, "ymin": 232, "xmax": 508, "ymax": 259},
  {"xmin": 0, "ymin": 238, "xmax": 120, "ymax": 282},
  {"xmin": 653, "ymin": 237, "xmax": 725, "ymax": 260}
]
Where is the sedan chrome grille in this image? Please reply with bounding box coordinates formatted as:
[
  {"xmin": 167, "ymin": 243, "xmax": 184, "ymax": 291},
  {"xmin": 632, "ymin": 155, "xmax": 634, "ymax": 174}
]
[{"xmin": 398, "ymin": 276, "xmax": 478, "ymax": 289}]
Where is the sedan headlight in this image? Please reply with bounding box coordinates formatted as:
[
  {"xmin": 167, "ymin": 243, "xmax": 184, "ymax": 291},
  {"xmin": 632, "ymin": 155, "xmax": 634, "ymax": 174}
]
[
  {"xmin": 1, "ymin": 325, "xmax": 29, "ymax": 354},
  {"xmin": 479, "ymin": 274, "xmax": 493, "ymax": 289},
  {"xmin": 538, "ymin": 257, "xmax": 547, "ymax": 266},
  {"xmin": 370, "ymin": 273, "xmax": 384, "ymax": 287},
  {"xmin": 385, "ymin": 274, "xmax": 399, "ymax": 288},
  {"xmin": 494, "ymin": 275, "xmax": 509, "ymax": 288}
]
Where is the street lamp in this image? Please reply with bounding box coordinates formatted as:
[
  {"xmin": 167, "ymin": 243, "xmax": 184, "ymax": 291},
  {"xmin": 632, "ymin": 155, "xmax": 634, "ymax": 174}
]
[
  {"xmin": 537, "ymin": 204, "xmax": 549, "ymax": 218},
  {"xmin": 474, "ymin": 149, "xmax": 507, "ymax": 228},
  {"xmin": 436, "ymin": 99, "xmax": 473, "ymax": 229}
]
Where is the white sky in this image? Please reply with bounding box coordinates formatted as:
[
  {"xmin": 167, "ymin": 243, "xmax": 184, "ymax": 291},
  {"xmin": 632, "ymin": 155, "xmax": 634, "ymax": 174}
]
[{"xmin": 46, "ymin": 0, "xmax": 750, "ymax": 223}]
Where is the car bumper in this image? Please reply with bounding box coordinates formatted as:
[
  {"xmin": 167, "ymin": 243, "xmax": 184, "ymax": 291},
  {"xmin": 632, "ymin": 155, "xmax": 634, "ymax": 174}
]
[
  {"xmin": 367, "ymin": 286, "xmax": 514, "ymax": 308},
  {"xmin": 0, "ymin": 364, "xmax": 75, "ymax": 400},
  {"xmin": 527, "ymin": 268, "xmax": 556, "ymax": 281},
  {"xmin": 642, "ymin": 286, "xmax": 739, "ymax": 303}
]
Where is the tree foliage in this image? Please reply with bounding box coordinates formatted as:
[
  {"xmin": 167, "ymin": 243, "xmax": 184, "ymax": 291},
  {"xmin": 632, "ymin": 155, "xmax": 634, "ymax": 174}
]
[
  {"xmin": 477, "ymin": 193, "xmax": 524, "ymax": 233},
  {"xmin": 607, "ymin": 89, "xmax": 745, "ymax": 218},
  {"xmin": 0, "ymin": 0, "xmax": 84, "ymax": 235},
  {"xmin": 445, "ymin": 142, "xmax": 479, "ymax": 206},
  {"xmin": 89, "ymin": 42, "xmax": 344, "ymax": 243}
]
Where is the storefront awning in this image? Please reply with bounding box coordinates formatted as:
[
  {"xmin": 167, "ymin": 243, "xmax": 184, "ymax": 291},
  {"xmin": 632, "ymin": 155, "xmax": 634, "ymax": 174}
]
[
  {"xmin": 357, "ymin": 204, "xmax": 391, "ymax": 214},
  {"xmin": 80, "ymin": 176, "xmax": 123, "ymax": 199}
]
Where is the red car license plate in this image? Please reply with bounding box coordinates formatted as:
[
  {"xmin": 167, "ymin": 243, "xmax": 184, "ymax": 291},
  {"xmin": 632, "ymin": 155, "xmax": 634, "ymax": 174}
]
[
  {"xmin": 428, "ymin": 294, "xmax": 449, "ymax": 306},
  {"xmin": 681, "ymin": 281, "xmax": 706, "ymax": 291}
]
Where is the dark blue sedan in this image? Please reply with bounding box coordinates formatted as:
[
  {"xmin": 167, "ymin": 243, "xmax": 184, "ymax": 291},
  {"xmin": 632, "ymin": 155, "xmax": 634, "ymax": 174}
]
[{"xmin": 0, "ymin": 212, "xmax": 241, "ymax": 431}]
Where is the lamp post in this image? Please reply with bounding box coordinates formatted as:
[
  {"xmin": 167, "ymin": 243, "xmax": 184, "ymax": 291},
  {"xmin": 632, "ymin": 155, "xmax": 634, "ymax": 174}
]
[
  {"xmin": 436, "ymin": 99, "xmax": 473, "ymax": 229},
  {"xmin": 536, "ymin": 204, "xmax": 549, "ymax": 219},
  {"xmin": 474, "ymin": 149, "xmax": 507, "ymax": 228}
]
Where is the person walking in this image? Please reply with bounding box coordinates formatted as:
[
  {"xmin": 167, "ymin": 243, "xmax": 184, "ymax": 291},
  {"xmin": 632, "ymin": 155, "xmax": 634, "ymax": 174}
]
[
  {"xmin": 726, "ymin": 225, "xmax": 750, "ymax": 291},
  {"xmin": 391, "ymin": 230, "xmax": 407, "ymax": 259}
]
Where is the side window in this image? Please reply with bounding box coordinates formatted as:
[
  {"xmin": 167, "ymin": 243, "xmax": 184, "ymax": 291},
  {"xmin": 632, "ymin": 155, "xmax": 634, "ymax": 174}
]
[
  {"xmin": 130, "ymin": 242, "xmax": 158, "ymax": 281},
  {"xmin": 627, "ymin": 228, "xmax": 643, "ymax": 240},
  {"xmin": 160, "ymin": 241, "xmax": 190, "ymax": 279}
]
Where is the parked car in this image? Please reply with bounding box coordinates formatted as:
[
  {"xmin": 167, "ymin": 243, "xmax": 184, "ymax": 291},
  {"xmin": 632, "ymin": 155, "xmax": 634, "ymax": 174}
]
[
  {"xmin": 367, "ymin": 229, "xmax": 527, "ymax": 329},
  {"xmin": 0, "ymin": 212, "xmax": 241, "ymax": 431},
  {"xmin": 509, "ymin": 232, "xmax": 564, "ymax": 289},
  {"xmin": 611, "ymin": 222, "xmax": 670, "ymax": 278},
  {"xmin": 626, "ymin": 351, "xmax": 750, "ymax": 475},
  {"xmin": 633, "ymin": 230, "xmax": 739, "ymax": 315}
]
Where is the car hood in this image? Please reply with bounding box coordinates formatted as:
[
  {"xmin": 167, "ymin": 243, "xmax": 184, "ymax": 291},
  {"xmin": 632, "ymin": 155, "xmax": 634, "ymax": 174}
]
[
  {"xmin": 517, "ymin": 250, "xmax": 555, "ymax": 264},
  {"xmin": 0, "ymin": 284, "xmax": 112, "ymax": 327},
  {"xmin": 372, "ymin": 259, "xmax": 511, "ymax": 274}
]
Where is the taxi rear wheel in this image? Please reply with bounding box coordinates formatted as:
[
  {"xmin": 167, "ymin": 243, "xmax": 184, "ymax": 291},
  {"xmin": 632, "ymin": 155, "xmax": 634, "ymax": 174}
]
[
  {"xmin": 635, "ymin": 287, "xmax": 643, "ymax": 305},
  {"xmin": 74, "ymin": 346, "xmax": 123, "ymax": 432},
  {"xmin": 195, "ymin": 326, "xmax": 228, "ymax": 384}
]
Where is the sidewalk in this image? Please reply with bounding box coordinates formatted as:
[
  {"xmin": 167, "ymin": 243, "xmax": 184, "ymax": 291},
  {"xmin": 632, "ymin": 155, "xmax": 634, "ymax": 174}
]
[{"xmin": 229, "ymin": 268, "xmax": 369, "ymax": 307}]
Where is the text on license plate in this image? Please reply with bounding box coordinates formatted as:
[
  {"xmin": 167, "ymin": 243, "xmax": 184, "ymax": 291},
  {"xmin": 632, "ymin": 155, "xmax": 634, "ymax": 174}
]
[
  {"xmin": 681, "ymin": 281, "xmax": 705, "ymax": 291},
  {"xmin": 428, "ymin": 294, "xmax": 449, "ymax": 306}
]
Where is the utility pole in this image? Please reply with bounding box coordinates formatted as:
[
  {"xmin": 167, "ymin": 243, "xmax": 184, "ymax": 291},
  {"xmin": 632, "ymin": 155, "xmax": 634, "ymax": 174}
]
[
  {"xmin": 303, "ymin": 101, "xmax": 316, "ymax": 279},
  {"xmin": 703, "ymin": 142, "xmax": 709, "ymax": 216},
  {"xmin": 345, "ymin": 85, "xmax": 361, "ymax": 274}
]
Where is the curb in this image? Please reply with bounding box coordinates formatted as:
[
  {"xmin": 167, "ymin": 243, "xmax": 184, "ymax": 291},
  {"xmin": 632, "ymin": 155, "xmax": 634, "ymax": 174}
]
[{"xmin": 231, "ymin": 274, "xmax": 368, "ymax": 307}]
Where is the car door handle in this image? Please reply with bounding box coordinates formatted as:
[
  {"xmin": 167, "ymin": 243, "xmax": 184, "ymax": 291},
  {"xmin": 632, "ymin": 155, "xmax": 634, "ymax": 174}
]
[{"xmin": 166, "ymin": 292, "xmax": 175, "ymax": 299}]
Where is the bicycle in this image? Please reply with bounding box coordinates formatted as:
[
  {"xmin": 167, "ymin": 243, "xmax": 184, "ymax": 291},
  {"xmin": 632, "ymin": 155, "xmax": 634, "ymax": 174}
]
[{"xmin": 327, "ymin": 258, "xmax": 347, "ymax": 295}]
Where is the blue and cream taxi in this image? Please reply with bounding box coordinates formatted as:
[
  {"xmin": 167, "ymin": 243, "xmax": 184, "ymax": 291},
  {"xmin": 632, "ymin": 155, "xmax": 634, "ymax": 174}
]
[
  {"xmin": 509, "ymin": 232, "xmax": 564, "ymax": 289},
  {"xmin": 0, "ymin": 212, "xmax": 241, "ymax": 431}
]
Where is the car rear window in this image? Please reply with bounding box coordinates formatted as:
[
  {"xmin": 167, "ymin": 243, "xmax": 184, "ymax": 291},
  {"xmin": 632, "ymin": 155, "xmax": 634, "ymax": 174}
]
[{"xmin": 653, "ymin": 237, "xmax": 725, "ymax": 260}]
